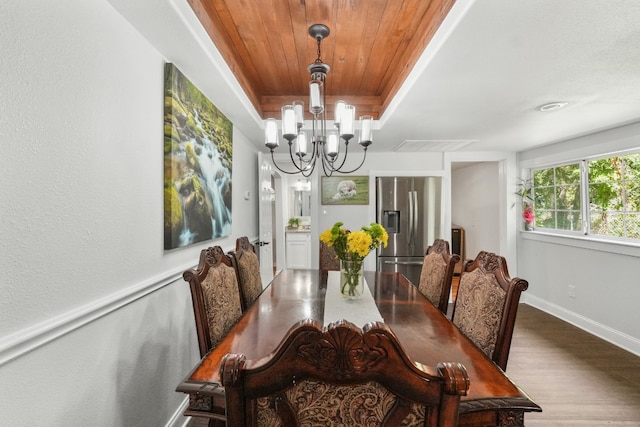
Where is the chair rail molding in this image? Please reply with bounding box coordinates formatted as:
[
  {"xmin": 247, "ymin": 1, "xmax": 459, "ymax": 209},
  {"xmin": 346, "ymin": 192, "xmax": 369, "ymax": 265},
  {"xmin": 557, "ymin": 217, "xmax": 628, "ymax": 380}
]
[{"xmin": 0, "ymin": 264, "xmax": 191, "ymax": 367}]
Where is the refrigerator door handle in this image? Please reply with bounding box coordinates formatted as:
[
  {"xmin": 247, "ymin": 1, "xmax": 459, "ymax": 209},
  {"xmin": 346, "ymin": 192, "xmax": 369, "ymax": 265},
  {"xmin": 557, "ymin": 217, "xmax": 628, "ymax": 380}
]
[
  {"xmin": 383, "ymin": 260, "xmax": 424, "ymax": 266},
  {"xmin": 408, "ymin": 192, "xmax": 414, "ymax": 244},
  {"xmin": 412, "ymin": 190, "xmax": 418, "ymax": 244}
]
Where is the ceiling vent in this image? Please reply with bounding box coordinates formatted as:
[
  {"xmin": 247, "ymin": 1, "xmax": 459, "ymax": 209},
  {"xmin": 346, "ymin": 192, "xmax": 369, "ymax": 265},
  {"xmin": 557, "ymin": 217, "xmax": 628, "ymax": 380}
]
[{"xmin": 394, "ymin": 139, "xmax": 477, "ymax": 152}]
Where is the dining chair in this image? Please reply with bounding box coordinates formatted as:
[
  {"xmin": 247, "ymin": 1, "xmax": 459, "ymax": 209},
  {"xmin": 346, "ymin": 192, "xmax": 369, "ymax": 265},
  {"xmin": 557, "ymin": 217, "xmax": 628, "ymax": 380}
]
[
  {"xmin": 451, "ymin": 251, "xmax": 529, "ymax": 371},
  {"xmin": 230, "ymin": 236, "xmax": 264, "ymax": 312},
  {"xmin": 182, "ymin": 246, "xmax": 243, "ymax": 359},
  {"xmin": 418, "ymin": 239, "xmax": 460, "ymax": 315},
  {"xmin": 319, "ymin": 240, "xmax": 340, "ymax": 270},
  {"xmin": 220, "ymin": 319, "xmax": 469, "ymax": 427}
]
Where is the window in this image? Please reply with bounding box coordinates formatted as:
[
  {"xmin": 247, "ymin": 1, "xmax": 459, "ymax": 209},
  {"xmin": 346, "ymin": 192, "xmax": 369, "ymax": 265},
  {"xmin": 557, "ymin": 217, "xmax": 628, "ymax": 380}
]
[
  {"xmin": 533, "ymin": 163, "xmax": 581, "ymax": 231},
  {"xmin": 530, "ymin": 151, "xmax": 640, "ymax": 240},
  {"xmin": 588, "ymin": 153, "xmax": 640, "ymax": 239}
]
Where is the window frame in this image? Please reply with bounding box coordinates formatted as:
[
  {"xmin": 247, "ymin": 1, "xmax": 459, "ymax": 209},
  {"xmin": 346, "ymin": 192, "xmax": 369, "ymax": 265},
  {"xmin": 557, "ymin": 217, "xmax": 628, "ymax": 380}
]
[{"xmin": 527, "ymin": 150, "xmax": 640, "ymax": 243}]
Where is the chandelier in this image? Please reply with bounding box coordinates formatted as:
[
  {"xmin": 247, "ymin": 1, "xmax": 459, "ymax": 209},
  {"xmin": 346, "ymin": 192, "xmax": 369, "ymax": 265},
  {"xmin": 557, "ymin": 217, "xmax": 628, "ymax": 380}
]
[{"xmin": 264, "ymin": 24, "xmax": 373, "ymax": 177}]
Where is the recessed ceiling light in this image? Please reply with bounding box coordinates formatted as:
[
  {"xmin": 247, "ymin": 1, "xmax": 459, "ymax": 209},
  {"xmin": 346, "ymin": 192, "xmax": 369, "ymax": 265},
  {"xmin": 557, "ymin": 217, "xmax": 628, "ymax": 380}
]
[{"xmin": 537, "ymin": 102, "xmax": 568, "ymax": 112}]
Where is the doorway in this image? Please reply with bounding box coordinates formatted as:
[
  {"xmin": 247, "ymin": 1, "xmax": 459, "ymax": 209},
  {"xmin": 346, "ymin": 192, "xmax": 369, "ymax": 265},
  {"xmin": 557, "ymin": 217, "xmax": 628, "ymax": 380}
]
[{"xmin": 450, "ymin": 161, "xmax": 500, "ymax": 261}]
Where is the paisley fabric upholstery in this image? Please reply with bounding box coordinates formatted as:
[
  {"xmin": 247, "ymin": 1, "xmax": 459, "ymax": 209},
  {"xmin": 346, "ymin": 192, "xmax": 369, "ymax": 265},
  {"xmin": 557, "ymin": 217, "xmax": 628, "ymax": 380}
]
[
  {"xmin": 201, "ymin": 262, "xmax": 243, "ymax": 348},
  {"xmin": 236, "ymin": 250, "xmax": 263, "ymax": 308},
  {"xmin": 418, "ymin": 251, "xmax": 447, "ymax": 308},
  {"xmin": 452, "ymin": 269, "xmax": 507, "ymax": 359},
  {"xmin": 255, "ymin": 379, "xmax": 426, "ymax": 426}
]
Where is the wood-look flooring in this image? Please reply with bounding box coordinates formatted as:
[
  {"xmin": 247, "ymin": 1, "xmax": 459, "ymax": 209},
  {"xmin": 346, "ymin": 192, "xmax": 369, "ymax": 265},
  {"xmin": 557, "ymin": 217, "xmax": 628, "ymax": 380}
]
[
  {"xmin": 186, "ymin": 291, "xmax": 640, "ymax": 426},
  {"xmin": 507, "ymin": 304, "xmax": 640, "ymax": 426}
]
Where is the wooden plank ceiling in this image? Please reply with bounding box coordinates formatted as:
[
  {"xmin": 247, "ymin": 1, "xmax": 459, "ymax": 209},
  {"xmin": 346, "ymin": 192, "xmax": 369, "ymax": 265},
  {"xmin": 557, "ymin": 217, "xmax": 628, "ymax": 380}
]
[{"xmin": 187, "ymin": 0, "xmax": 456, "ymax": 120}]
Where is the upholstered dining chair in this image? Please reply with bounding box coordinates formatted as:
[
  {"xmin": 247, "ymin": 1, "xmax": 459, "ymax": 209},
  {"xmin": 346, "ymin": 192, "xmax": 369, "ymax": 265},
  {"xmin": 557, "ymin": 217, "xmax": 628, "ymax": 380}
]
[
  {"xmin": 220, "ymin": 319, "xmax": 470, "ymax": 427},
  {"xmin": 418, "ymin": 239, "xmax": 460, "ymax": 315},
  {"xmin": 451, "ymin": 251, "xmax": 529, "ymax": 371},
  {"xmin": 182, "ymin": 246, "xmax": 243, "ymax": 359},
  {"xmin": 319, "ymin": 240, "xmax": 340, "ymax": 270},
  {"xmin": 231, "ymin": 236, "xmax": 263, "ymax": 312}
]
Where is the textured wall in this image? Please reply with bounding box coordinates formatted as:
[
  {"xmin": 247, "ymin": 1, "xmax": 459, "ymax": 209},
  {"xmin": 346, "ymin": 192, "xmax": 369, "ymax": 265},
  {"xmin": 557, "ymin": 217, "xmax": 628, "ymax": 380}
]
[{"xmin": 0, "ymin": 0, "xmax": 258, "ymax": 425}]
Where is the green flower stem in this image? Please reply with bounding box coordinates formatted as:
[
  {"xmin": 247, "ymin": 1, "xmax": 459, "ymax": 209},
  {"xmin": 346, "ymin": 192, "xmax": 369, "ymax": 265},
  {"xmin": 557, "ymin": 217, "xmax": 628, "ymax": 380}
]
[{"xmin": 340, "ymin": 260, "xmax": 363, "ymax": 296}]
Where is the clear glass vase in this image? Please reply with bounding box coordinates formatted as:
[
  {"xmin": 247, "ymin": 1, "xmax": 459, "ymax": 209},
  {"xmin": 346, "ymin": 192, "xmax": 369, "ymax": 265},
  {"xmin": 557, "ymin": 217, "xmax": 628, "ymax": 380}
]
[{"xmin": 340, "ymin": 259, "xmax": 364, "ymax": 299}]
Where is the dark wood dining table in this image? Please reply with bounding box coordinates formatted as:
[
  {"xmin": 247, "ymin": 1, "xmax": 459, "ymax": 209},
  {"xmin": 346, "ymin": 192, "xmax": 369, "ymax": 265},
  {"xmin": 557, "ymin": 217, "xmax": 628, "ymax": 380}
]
[{"xmin": 176, "ymin": 269, "xmax": 541, "ymax": 426}]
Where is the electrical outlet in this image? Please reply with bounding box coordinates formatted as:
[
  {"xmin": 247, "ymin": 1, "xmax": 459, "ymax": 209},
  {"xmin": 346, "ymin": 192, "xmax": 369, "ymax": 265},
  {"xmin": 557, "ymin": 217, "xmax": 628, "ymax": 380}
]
[{"xmin": 568, "ymin": 285, "xmax": 576, "ymax": 298}]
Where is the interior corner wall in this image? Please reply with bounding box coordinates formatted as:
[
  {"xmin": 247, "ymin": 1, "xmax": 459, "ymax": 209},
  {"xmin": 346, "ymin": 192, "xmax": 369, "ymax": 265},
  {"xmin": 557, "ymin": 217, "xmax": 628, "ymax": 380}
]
[
  {"xmin": 0, "ymin": 1, "xmax": 258, "ymax": 425},
  {"xmin": 517, "ymin": 123, "xmax": 640, "ymax": 356}
]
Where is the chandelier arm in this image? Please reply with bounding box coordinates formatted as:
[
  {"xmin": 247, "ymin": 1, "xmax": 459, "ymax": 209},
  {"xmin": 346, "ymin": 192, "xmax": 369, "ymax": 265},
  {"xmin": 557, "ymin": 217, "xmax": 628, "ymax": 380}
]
[
  {"xmin": 329, "ymin": 139, "xmax": 351, "ymax": 172},
  {"xmin": 299, "ymin": 143, "xmax": 319, "ymax": 177},
  {"xmin": 320, "ymin": 155, "xmax": 335, "ymax": 177},
  {"xmin": 288, "ymin": 142, "xmax": 310, "ymax": 170},
  {"xmin": 269, "ymin": 150, "xmax": 309, "ymax": 175},
  {"xmin": 334, "ymin": 147, "xmax": 369, "ymax": 174}
]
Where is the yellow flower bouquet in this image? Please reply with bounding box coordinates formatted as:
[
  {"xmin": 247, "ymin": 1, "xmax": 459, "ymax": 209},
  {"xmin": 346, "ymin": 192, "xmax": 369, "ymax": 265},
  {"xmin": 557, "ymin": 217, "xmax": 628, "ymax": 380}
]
[{"xmin": 320, "ymin": 222, "xmax": 388, "ymax": 297}]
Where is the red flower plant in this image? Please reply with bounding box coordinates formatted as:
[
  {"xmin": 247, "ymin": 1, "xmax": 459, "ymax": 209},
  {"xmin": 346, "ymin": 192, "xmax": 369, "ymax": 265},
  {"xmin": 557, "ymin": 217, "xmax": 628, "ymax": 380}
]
[{"xmin": 522, "ymin": 205, "xmax": 535, "ymax": 224}]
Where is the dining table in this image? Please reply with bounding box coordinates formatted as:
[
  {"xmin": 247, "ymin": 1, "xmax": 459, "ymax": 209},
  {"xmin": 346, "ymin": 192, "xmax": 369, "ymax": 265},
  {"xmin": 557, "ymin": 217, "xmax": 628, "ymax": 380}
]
[{"xmin": 176, "ymin": 269, "xmax": 541, "ymax": 426}]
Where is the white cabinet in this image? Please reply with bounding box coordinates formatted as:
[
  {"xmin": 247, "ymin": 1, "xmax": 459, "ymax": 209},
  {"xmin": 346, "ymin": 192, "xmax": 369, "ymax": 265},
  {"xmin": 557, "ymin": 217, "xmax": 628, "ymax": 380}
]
[{"xmin": 286, "ymin": 231, "xmax": 312, "ymax": 269}]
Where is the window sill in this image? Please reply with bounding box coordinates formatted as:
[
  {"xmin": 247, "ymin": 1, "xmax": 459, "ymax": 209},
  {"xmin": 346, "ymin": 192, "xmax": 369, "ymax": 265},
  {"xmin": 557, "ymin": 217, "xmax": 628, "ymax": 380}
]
[{"xmin": 520, "ymin": 229, "xmax": 640, "ymax": 258}]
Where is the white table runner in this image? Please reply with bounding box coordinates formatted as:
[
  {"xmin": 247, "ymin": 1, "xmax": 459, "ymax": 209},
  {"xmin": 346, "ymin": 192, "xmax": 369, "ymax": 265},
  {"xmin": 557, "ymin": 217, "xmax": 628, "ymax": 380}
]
[{"xmin": 323, "ymin": 271, "xmax": 384, "ymax": 327}]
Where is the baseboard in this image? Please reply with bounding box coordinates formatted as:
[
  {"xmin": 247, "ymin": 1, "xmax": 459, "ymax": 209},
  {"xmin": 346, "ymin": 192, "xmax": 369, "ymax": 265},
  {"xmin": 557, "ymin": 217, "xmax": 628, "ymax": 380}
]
[
  {"xmin": 522, "ymin": 294, "xmax": 640, "ymax": 357},
  {"xmin": 166, "ymin": 397, "xmax": 190, "ymax": 427}
]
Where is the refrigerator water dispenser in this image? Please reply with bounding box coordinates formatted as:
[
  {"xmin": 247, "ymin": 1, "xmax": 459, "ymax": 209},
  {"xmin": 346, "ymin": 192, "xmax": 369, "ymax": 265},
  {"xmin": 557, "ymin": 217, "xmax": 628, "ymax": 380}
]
[{"xmin": 382, "ymin": 210, "xmax": 400, "ymax": 233}]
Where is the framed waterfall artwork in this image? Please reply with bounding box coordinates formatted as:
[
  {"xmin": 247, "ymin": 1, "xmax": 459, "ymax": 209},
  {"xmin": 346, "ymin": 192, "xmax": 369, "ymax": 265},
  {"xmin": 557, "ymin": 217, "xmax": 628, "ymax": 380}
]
[
  {"xmin": 321, "ymin": 175, "xmax": 369, "ymax": 205},
  {"xmin": 163, "ymin": 63, "xmax": 233, "ymax": 250}
]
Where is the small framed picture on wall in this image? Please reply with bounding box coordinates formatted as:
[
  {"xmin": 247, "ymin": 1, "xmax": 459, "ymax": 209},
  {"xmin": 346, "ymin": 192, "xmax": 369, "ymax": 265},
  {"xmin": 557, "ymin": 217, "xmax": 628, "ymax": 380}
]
[{"xmin": 321, "ymin": 176, "xmax": 369, "ymax": 205}]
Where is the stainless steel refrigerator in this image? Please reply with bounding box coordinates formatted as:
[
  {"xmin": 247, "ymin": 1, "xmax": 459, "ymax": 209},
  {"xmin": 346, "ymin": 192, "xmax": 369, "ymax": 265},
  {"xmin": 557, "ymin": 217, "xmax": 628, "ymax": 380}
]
[{"xmin": 376, "ymin": 176, "xmax": 443, "ymax": 285}]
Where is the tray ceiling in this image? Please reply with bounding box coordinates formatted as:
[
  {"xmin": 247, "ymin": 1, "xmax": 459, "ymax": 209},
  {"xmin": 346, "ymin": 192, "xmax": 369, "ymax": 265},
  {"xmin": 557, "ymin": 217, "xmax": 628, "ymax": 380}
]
[{"xmin": 187, "ymin": 0, "xmax": 456, "ymax": 120}]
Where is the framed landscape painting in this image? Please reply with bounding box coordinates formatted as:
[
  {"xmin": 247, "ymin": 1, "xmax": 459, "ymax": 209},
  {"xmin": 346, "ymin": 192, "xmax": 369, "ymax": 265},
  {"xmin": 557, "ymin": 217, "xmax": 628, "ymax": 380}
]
[
  {"xmin": 321, "ymin": 175, "xmax": 369, "ymax": 205},
  {"xmin": 163, "ymin": 63, "xmax": 233, "ymax": 250}
]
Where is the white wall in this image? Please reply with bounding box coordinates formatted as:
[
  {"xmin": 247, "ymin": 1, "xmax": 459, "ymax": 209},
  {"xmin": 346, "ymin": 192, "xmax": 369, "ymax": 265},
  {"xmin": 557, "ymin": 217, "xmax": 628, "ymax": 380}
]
[
  {"xmin": 0, "ymin": 1, "xmax": 258, "ymax": 425},
  {"xmin": 451, "ymin": 162, "xmax": 501, "ymax": 261},
  {"xmin": 518, "ymin": 122, "xmax": 640, "ymax": 356}
]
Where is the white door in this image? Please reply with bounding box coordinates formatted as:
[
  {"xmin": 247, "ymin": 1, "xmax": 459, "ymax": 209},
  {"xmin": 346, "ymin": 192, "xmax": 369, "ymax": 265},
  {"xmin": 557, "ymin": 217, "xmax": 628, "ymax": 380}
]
[{"xmin": 258, "ymin": 152, "xmax": 275, "ymax": 287}]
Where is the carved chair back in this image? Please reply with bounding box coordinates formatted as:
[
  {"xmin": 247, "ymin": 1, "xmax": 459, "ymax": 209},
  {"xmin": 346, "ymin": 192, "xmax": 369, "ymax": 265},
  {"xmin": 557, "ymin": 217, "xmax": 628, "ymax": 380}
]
[
  {"xmin": 319, "ymin": 241, "xmax": 340, "ymax": 271},
  {"xmin": 231, "ymin": 236, "xmax": 263, "ymax": 312},
  {"xmin": 183, "ymin": 246, "xmax": 243, "ymax": 358},
  {"xmin": 418, "ymin": 239, "xmax": 460, "ymax": 314},
  {"xmin": 220, "ymin": 319, "xmax": 469, "ymax": 427},
  {"xmin": 451, "ymin": 251, "xmax": 528, "ymax": 370}
]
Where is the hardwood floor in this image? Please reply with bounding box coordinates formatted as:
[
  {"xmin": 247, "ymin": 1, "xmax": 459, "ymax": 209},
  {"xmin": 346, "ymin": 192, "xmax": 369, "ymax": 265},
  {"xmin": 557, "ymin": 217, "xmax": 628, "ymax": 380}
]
[
  {"xmin": 185, "ymin": 303, "xmax": 640, "ymax": 427},
  {"xmin": 507, "ymin": 304, "xmax": 640, "ymax": 426}
]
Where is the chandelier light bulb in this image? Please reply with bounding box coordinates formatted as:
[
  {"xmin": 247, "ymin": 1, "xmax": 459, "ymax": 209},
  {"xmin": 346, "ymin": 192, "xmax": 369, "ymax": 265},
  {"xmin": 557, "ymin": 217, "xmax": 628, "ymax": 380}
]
[
  {"xmin": 296, "ymin": 131, "xmax": 308, "ymax": 157},
  {"xmin": 281, "ymin": 105, "xmax": 297, "ymax": 141},
  {"xmin": 293, "ymin": 100, "xmax": 304, "ymax": 128},
  {"xmin": 359, "ymin": 115, "xmax": 373, "ymax": 146},
  {"xmin": 334, "ymin": 100, "xmax": 346, "ymax": 126},
  {"xmin": 264, "ymin": 118, "xmax": 279, "ymax": 149},
  {"xmin": 340, "ymin": 105, "xmax": 355, "ymax": 140},
  {"xmin": 326, "ymin": 131, "xmax": 339, "ymax": 158},
  {"xmin": 309, "ymin": 80, "xmax": 324, "ymax": 114}
]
